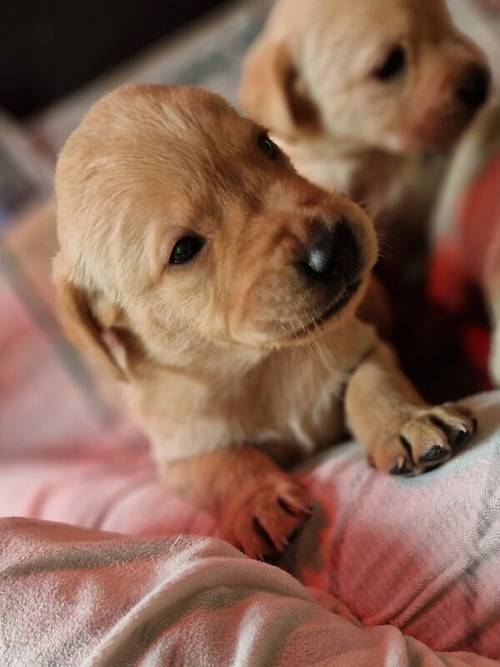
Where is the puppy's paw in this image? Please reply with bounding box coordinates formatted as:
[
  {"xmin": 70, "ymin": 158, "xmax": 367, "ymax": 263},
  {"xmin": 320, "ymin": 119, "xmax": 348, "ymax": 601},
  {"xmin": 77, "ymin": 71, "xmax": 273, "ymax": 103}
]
[
  {"xmin": 369, "ymin": 404, "xmax": 477, "ymax": 476},
  {"xmin": 219, "ymin": 474, "xmax": 313, "ymax": 560}
]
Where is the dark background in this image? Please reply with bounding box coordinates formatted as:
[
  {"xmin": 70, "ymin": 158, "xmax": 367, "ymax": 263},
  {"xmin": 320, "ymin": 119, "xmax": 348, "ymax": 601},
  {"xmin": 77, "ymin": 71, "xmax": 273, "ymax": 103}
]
[{"xmin": 0, "ymin": 0, "xmax": 226, "ymax": 119}]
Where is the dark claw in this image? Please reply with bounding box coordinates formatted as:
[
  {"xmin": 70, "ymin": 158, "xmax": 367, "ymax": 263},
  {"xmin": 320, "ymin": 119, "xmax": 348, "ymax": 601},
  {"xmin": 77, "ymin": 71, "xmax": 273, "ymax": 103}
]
[
  {"xmin": 419, "ymin": 445, "xmax": 450, "ymax": 464},
  {"xmin": 252, "ymin": 517, "xmax": 279, "ymax": 555},
  {"xmin": 399, "ymin": 435, "xmax": 414, "ymax": 460},
  {"xmin": 453, "ymin": 429, "xmax": 470, "ymax": 448},
  {"xmin": 390, "ymin": 460, "xmax": 413, "ymax": 476},
  {"xmin": 286, "ymin": 523, "xmax": 306, "ymax": 545},
  {"xmin": 277, "ymin": 497, "xmax": 295, "ymax": 515},
  {"xmin": 277, "ymin": 497, "xmax": 314, "ymax": 517}
]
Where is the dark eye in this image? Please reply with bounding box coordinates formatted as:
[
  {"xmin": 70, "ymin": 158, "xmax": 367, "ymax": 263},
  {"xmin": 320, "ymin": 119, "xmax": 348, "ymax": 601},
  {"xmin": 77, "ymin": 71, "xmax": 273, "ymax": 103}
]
[
  {"xmin": 169, "ymin": 236, "xmax": 205, "ymax": 265},
  {"xmin": 373, "ymin": 46, "xmax": 406, "ymax": 81},
  {"xmin": 258, "ymin": 131, "xmax": 281, "ymax": 161}
]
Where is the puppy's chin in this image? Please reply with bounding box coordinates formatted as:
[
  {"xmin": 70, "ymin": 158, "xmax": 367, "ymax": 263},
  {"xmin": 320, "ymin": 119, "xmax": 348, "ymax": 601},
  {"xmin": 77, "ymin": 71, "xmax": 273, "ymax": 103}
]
[
  {"xmin": 286, "ymin": 279, "xmax": 365, "ymax": 341},
  {"xmin": 232, "ymin": 275, "xmax": 369, "ymax": 350}
]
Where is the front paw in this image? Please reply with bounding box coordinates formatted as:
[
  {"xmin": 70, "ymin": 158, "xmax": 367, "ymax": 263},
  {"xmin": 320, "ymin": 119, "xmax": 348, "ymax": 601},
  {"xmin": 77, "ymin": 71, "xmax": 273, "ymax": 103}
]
[
  {"xmin": 218, "ymin": 473, "xmax": 314, "ymax": 560},
  {"xmin": 368, "ymin": 404, "xmax": 478, "ymax": 476}
]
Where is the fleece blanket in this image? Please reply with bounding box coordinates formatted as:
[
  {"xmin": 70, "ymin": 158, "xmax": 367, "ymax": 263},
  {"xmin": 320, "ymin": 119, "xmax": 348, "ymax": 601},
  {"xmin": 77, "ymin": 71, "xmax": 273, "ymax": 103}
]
[{"xmin": 0, "ymin": 517, "xmax": 499, "ymax": 667}]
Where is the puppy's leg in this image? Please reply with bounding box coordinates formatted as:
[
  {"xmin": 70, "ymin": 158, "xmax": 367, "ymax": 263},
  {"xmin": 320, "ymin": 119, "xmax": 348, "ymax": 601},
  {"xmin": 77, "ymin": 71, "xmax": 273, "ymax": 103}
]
[
  {"xmin": 345, "ymin": 342, "xmax": 477, "ymax": 475},
  {"xmin": 160, "ymin": 447, "xmax": 313, "ymax": 559}
]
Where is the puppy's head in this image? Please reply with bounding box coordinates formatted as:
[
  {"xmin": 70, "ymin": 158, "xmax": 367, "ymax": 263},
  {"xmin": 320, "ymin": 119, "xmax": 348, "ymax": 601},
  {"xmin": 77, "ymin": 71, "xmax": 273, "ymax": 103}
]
[
  {"xmin": 54, "ymin": 85, "xmax": 377, "ymax": 378},
  {"xmin": 240, "ymin": 0, "xmax": 491, "ymax": 153}
]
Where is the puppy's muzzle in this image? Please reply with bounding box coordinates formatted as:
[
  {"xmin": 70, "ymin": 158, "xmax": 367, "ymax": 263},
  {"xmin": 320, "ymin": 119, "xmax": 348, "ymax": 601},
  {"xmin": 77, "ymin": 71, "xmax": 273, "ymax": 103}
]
[
  {"xmin": 299, "ymin": 217, "xmax": 362, "ymax": 287},
  {"xmin": 456, "ymin": 63, "xmax": 491, "ymax": 112}
]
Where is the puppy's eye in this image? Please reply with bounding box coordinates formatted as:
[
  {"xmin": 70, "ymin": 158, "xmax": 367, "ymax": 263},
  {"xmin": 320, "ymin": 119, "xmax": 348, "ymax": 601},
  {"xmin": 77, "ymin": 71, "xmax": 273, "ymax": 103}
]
[
  {"xmin": 373, "ymin": 46, "xmax": 406, "ymax": 81},
  {"xmin": 258, "ymin": 131, "xmax": 281, "ymax": 161},
  {"xmin": 169, "ymin": 236, "xmax": 205, "ymax": 265}
]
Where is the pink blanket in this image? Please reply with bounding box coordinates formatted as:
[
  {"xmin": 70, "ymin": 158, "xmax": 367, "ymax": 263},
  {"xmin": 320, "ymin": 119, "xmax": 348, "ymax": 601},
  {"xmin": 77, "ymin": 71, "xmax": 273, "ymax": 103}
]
[
  {"xmin": 2, "ymin": 392, "xmax": 500, "ymax": 660},
  {"xmin": 0, "ymin": 517, "xmax": 498, "ymax": 667}
]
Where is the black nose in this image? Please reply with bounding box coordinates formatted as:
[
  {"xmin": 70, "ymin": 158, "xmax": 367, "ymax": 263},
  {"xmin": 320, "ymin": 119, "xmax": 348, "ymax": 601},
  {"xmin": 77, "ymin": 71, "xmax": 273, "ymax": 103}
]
[
  {"xmin": 300, "ymin": 219, "xmax": 361, "ymax": 284},
  {"xmin": 457, "ymin": 63, "xmax": 491, "ymax": 110}
]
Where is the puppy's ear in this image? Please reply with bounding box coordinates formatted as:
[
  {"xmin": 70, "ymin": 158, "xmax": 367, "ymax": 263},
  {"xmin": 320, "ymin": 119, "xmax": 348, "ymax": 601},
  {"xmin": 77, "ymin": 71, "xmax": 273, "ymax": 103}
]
[
  {"xmin": 53, "ymin": 269, "xmax": 128, "ymax": 382},
  {"xmin": 239, "ymin": 39, "xmax": 320, "ymax": 141}
]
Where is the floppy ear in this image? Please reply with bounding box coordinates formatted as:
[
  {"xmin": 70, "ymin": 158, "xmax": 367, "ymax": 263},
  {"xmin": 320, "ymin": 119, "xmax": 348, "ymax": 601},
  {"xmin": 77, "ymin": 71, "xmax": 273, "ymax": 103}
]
[
  {"xmin": 239, "ymin": 39, "xmax": 320, "ymax": 141},
  {"xmin": 53, "ymin": 269, "xmax": 128, "ymax": 382}
]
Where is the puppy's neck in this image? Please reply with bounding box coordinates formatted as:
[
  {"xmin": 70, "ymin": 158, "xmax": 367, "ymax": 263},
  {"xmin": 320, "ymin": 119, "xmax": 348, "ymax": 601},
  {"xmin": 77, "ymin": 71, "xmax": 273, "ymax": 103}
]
[
  {"xmin": 127, "ymin": 315, "xmax": 375, "ymax": 399},
  {"xmin": 128, "ymin": 333, "xmax": 266, "ymax": 387}
]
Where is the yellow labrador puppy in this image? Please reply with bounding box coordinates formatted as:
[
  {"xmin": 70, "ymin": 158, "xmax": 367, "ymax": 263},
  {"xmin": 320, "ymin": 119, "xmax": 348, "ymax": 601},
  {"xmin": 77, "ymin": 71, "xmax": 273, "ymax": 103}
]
[
  {"xmin": 239, "ymin": 0, "xmax": 490, "ymax": 223},
  {"xmin": 54, "ymin": 86, "xmax": 476, "ymax": 558}
]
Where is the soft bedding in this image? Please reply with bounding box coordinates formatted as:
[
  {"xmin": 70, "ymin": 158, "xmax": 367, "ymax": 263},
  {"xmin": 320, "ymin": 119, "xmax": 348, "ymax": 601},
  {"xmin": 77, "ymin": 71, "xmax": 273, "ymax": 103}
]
[{"xmin": 0, "ymin": 518, "xmax": 498, "ymax": 667}]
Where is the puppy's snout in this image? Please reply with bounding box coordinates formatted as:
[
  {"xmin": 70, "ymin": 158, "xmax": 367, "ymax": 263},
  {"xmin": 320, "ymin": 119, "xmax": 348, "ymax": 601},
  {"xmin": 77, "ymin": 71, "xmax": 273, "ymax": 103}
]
[
  {"xmin": 300, "ymin": 218, "xmax": 361, "ymax": 284},
  {"xmin": 457, "ymin": 63, "xmax": 491, "ymax": 110}
]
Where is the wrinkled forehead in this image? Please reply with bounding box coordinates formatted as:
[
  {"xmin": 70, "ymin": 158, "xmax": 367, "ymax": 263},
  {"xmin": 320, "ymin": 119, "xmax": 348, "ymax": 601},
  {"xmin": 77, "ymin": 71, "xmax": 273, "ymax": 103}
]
[
  {"xmin": 99, "ymin": 88, "xmax": 255, "ymax": 194},
  {"xmin": 100, "ymin": 91, "xmax": 261, "ymax": 235}
]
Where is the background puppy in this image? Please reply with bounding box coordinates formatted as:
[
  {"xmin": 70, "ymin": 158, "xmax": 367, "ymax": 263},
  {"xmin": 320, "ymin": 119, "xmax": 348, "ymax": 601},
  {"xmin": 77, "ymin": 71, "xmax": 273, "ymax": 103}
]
[
  {"xmin": 54, "ymin": 85, "xmax": 476, "ymax": 558},
  {"xmin": 239, "ymin": 0, "xmax": 490, "ymax": 225}
]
